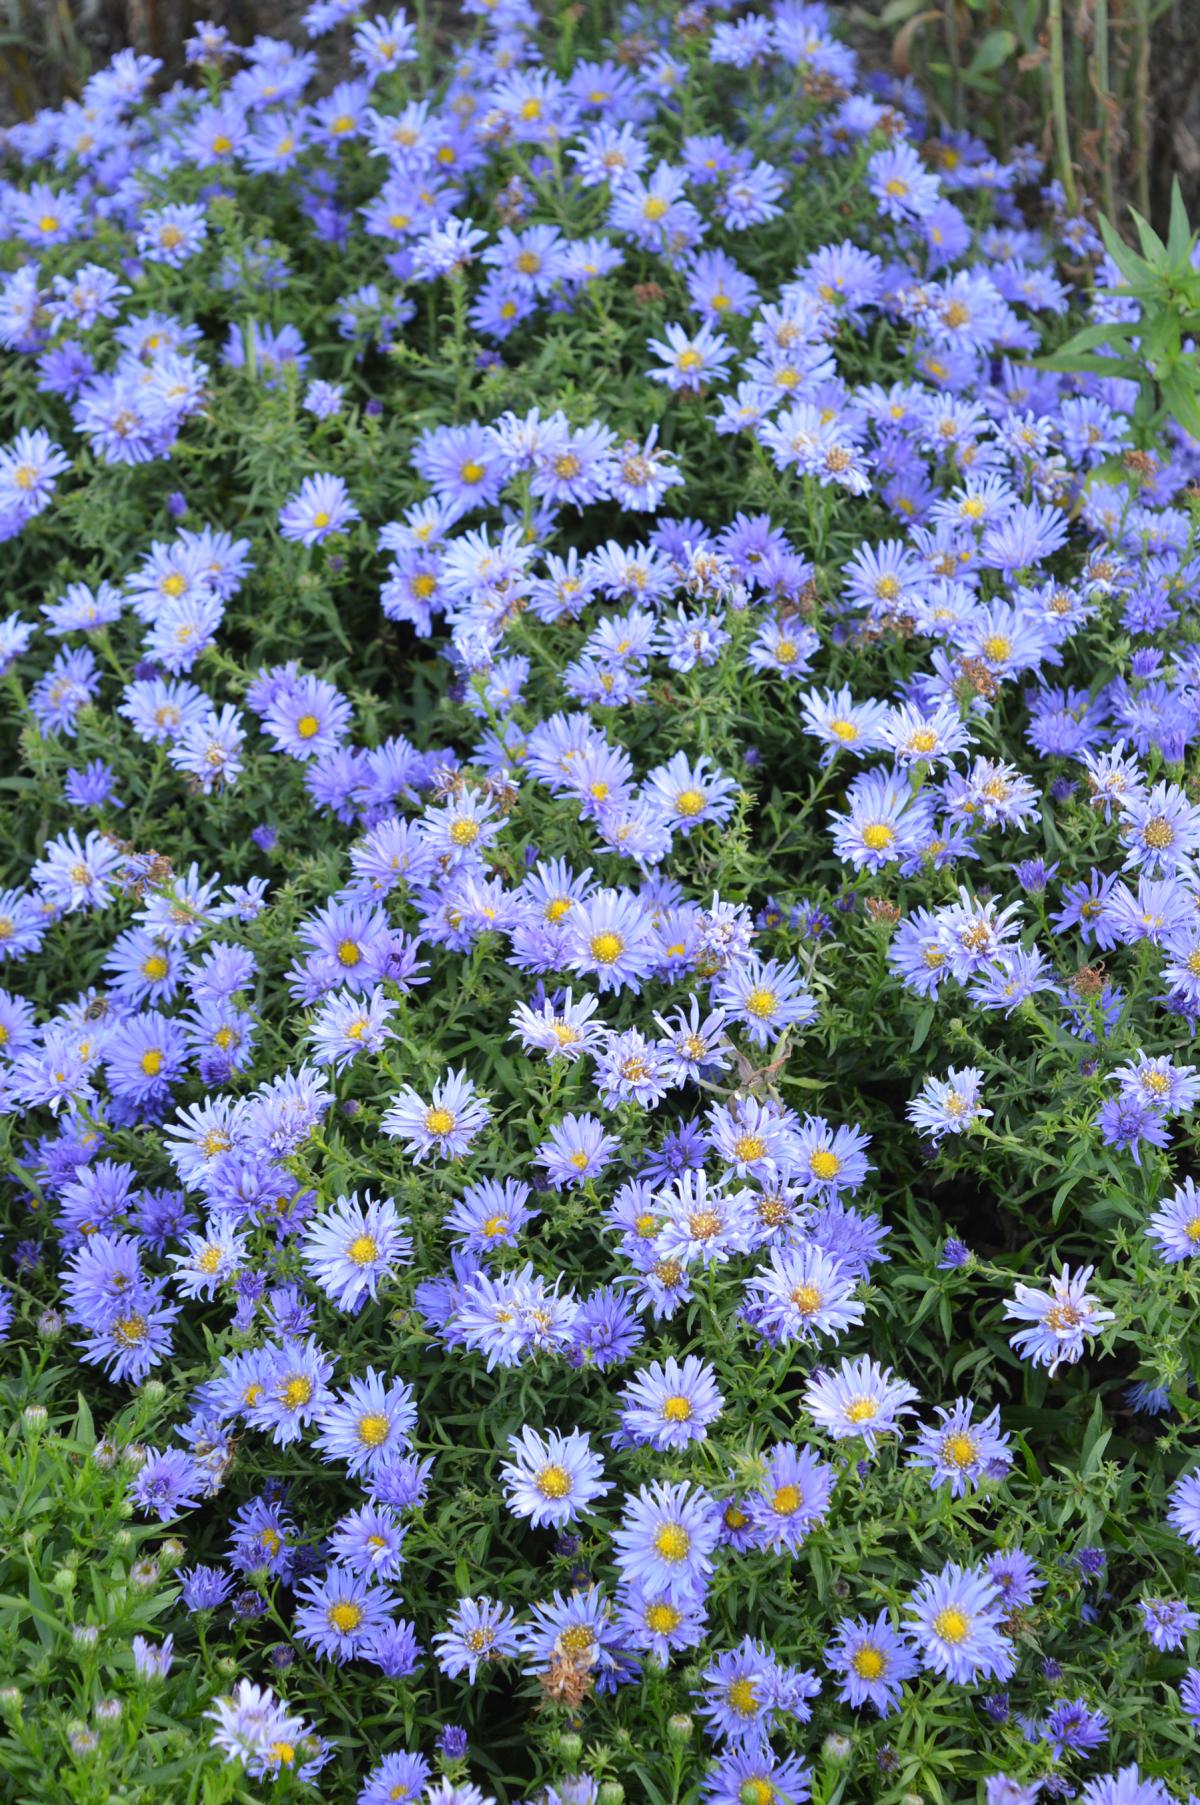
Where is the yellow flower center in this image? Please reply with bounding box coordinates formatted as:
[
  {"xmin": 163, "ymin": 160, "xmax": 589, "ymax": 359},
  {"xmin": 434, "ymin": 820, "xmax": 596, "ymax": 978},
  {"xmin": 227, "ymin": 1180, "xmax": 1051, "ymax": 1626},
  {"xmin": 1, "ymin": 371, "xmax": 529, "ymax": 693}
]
[
  {"xmin": 358, "ymin": 1413, "xmax": 390, "ymax": 1445},
  {"xmin": 140, "ymin": 1049, "xmax": 164, "ymax": 1076},
  {"xmin": 328, "ymin": 1601, "xmax": 363, "ymax": 1634},
  {"xmin": 654, "ymin": 1523, "xmax": 690, "ymax": 1562},
  {"xmin": 282, "ymin": 1377, "xmax": 313, "ymax": 1411},
  {"xmin": 537, "ymin": 1463, "xmax": 571, "ymax": 1498},
  {"xmin": 662, "ymin": 1395, "xmax": 693, "ymax": 1422},
  {"xmin": 727, "ymin": 1677, "xmax": 759, "ymax": 1716},
  {"xmin": 590, "ymin": 931, "xmax": 624, "ymax": 963},
  {"xmin": 733, "ymin": 1133, "xmax": 766, "ymax": 1163},
  {"xmin": 424, "ymin": 1107, "xmax": 455, "ymax": 1136},
  {"xmin": 933, "ymin": 1607, "xmax": 969, "ymax": 1644},
  {"xmin": 852, "ymin": 1645, "xmax": 886, "ymax": 1680},
  {"xmin": 772, "ymin": 1484, "xmax": 799, "ymax": 1515},
  {"xmin": 348, "ymin": 1234, "xmax": 379, "ymax": 1266}
]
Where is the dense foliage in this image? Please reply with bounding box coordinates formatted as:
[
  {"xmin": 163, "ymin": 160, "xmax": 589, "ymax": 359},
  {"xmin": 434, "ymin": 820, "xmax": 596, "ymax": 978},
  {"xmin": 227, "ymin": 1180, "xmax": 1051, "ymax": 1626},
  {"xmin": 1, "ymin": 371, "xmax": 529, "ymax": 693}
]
[{"xmin": 1, "ymin": 5, "xmax": 1199, "ymax": 1804}]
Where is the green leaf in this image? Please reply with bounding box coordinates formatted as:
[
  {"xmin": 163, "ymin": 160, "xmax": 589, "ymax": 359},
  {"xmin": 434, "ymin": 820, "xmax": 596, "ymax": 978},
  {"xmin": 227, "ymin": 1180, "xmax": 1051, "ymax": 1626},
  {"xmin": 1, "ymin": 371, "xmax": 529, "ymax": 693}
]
[
  {"xmin": 1140, "ymin": 307, "xmax": 1181, "ymax": 365},
  {"xmin": 1129, "ymin": 203, "xmax": 1168, "ymax": 267},
  {"xmin": 910, "ymin": 1004, "xmax": 934, "ymax": 1054},
  {"xmin": 1160, "ymin": 368, "xmax": 1200, "ymax": 441},
  {"xmin": 1036, "ymin": 318, "xmax": 1139, "ymax": 366},
  {"xmin": 1166, "ymin": 177, "xmax": 1195, "ymax": 266},
  {"xmin": 964, "ymin": 27, "xmax": 1015, "ymax": 78},
  {"xmin": 1097, "ymin": 214, "xmax": 1154, "ymax": 288}
]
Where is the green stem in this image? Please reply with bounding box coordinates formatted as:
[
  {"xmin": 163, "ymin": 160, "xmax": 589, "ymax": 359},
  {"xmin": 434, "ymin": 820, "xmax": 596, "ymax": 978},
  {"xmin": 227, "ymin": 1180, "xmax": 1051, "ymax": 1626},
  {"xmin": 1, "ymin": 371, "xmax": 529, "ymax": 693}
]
[
  {"xmin": 1047, "ymin": 0, "xmax": 1078, "ymax": 214},
  {"xmin": 1131, "ymin": 0, "xmax": 1151, "ymax": 221},
  {"xmin": 942, "ymin": 0, "xmax": 963, "ymax": 131},
  {"xmin": 1094, "ymin": 0, "xmax": 1116, "ymax": 222}
]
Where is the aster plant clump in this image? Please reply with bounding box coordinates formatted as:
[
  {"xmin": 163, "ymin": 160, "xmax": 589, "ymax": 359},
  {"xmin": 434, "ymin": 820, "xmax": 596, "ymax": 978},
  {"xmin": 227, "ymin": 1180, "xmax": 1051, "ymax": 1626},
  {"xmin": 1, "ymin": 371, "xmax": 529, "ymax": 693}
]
[{"xmin": 0, "ymin": 4, "xmax": 1199, "ymax": 1804}]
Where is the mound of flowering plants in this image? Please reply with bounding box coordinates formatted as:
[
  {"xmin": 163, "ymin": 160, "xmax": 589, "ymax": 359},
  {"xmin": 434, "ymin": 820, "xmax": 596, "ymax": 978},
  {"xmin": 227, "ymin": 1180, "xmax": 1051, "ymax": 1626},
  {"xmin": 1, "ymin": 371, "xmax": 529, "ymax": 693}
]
[{"xmin": 3, "ymin": 3, "xmax": 1200, "ymax": 1803}]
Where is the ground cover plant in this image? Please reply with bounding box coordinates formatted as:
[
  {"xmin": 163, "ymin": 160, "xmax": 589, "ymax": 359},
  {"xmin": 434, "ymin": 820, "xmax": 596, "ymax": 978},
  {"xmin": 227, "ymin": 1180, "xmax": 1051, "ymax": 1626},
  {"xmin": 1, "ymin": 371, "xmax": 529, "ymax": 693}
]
[{"xmin": 1, "ymin": 4, "xmax": 1199, "ymax": 1803}]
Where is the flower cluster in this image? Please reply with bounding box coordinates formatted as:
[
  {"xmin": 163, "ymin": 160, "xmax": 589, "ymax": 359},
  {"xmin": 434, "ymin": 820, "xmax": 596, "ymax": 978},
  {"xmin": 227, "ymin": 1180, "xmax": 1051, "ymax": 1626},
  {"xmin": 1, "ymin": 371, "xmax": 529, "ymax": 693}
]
[{"xmin": 0, "ymin": 5, "xmax": 1198, "ymax": 1805}]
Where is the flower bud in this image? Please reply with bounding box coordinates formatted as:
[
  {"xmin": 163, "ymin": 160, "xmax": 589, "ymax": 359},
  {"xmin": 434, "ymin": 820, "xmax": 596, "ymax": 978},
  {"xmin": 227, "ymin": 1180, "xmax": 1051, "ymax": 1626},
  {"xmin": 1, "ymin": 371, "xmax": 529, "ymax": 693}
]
[{"xmin": 666, "ymin": 1714, "xmax": 693, "ymax": 1744}]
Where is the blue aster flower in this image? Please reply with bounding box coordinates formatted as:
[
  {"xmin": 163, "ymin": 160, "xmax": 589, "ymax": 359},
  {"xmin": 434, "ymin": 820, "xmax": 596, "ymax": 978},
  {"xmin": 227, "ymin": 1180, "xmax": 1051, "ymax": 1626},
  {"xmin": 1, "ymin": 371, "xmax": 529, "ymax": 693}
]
[
  {"xmin": 1140, "ymin": 1595, "xmax": 1199, "ymax": 1651},
  {"xmin": 906, "ymin": 1561, "xmax": 1013, "ymax": 1685},
  {"xmin": 1004, "ymin": 1266, "xmax": 1113, "ymax": 1374},
  {"xmin": 700, "ymin": 1744, "xmax": 812, "ymax": 1805},
  {"xmin": 128, "ymin": 1448, "xmax": 206, "ymax": 1521},
  {"xmin": 908, "ymin": 1398, "xmax": 1012, "ymax": 1496},
  {"xmin": 612, "ymin": 1480, "xmax": 719, "ymax": 1601},
  {"xmin": 1043, "ymin": 1697, "xmax": 1109, "ymax": 1759},
  {"xmin": 300, "ymin": 1192, "xmax": 411, "ymax": 1311},
  {"xmin": 824, "ymin": 1610, "xmax": 919, "ymax": 1716},
  {"xmin": 746, "ymin": 1442, "xmax": 835, "ymax": 1552},
  {"xmin": 499, "ymin": 1426, "xmax": 608, "ymax": 1528},
  {"xmin": 743, "ymin": 1243, "xmax": 864, "ymax": 1348},
  {"xmin": 434, "ymin": 1596, "xmax": 520, "ymax": 1681},
  {"xmin": 314, "ymin": 1368, "xmax": 418, "ymax": 1476},
  {"xmin": 294, "ymin": 1565, "xmax": 394, "ymax": 1663},
  {"xmin": 803, "ymin": 1356, "xmax": 920, "ymax": 1448},
  {"xmin": 359, "ymin": 1753, "xmax": 432, "ymax": 1805},
  {"xmin": 1077, "ymin": 1767, "xmax": 1173, "ymax": 1804},
  {"xmin": 381, "ymin": 1068, "xmax": 491, "ymax": 1162},
  {"xmin": 615, "ymin": 1355, "xmax": 724, "ymax": 1451}
]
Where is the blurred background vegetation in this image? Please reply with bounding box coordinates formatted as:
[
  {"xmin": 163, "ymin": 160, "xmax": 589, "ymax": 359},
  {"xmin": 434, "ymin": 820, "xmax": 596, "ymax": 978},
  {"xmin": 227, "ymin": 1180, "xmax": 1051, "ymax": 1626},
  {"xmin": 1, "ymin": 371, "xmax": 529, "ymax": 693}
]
[{"xmin": 0, "ymin": 0, "xmax": 1195, "ymax": 236}]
